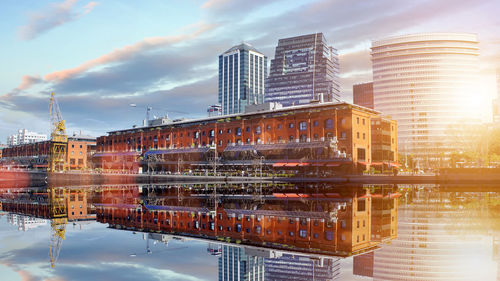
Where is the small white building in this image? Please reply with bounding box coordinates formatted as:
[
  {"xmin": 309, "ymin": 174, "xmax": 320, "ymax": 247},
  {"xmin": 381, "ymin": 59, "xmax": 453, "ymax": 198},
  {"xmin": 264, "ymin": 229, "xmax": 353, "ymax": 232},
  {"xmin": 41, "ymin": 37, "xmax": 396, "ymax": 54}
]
[{"xmin": 7, "ymin": 129, "xmax": 47, "ymax": 146}]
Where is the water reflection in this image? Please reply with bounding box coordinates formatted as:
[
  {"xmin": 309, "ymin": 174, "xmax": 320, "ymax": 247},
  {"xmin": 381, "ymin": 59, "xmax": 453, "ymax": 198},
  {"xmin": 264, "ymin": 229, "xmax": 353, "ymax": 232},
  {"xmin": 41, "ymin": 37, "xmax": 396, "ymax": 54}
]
[{"xmin": 0, "ymin": 183, "xmax": 499, "ymax": 280}]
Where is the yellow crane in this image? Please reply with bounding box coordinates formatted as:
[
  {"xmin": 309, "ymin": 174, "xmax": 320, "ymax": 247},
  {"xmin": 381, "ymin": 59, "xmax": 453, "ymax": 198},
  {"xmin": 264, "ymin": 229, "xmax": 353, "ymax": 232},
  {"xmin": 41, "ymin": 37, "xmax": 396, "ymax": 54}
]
[
  {"xmin": 48, "ymin": 92, "xmax": 67, "ymax": 172},
  {"xmin": 47, "ymin": 92, "xmax": 68, "ymax": 268},
  {"xmin": 48, "ymin": 187, "xmax": 67, "ymax": 268}
]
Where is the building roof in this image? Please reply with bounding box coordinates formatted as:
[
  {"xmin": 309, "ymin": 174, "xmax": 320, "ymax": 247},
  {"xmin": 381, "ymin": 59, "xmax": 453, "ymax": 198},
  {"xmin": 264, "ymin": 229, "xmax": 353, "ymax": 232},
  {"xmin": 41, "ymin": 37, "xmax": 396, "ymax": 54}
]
[
  {"xmin": 223, "ymin": 42, "xmax": 263, "ymax": 54},
  {"xmin": 106, "ymin": 101, "xmax": 381, "ymax": 135}
]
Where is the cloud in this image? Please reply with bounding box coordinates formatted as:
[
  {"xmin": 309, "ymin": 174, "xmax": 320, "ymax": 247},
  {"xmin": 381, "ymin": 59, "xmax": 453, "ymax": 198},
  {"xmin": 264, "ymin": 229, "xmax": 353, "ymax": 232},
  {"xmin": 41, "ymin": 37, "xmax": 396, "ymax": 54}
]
[
  {"xmin": 44, "ymin": 21, "xmax": 216, "ymax": 82},
  {"xmin": 18, "ymin": 0, "xmax": 98, "ymax": 40},
  {"xmin": 17, "ymin": 75, "xmax": 43, "ymax": 91}
]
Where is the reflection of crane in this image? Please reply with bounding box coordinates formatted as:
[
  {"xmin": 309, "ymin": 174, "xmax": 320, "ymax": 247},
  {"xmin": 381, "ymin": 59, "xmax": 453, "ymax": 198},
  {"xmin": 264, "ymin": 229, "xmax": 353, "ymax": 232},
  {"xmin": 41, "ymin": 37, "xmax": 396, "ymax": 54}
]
[
  {"xmin": 48, "ymin": 92, "xmax": 68, "ymax": 172},
  {"xmin": 48, "ymin": 187, "xmax": 67, "ymax": 268}
]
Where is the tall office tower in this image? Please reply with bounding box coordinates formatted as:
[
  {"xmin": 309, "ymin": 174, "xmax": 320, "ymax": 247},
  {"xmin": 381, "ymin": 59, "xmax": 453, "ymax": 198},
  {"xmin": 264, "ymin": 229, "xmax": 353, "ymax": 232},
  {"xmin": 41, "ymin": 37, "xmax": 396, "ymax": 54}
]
[
  {"xmin": 218, "ymin": 43, "xmax": 267, "ymax": 115},
  {"xmin": 372, "ymin": 192, "xmax": 497, "ymax": 281},
  {"xmin": 372, "ymin": 33, "xmax": 481, "ymax": 166},
  {"xmin": 353, "ymin": 82, "xmax": 374, "ymax": 109},
  {"xmin": 493, "ymin": 69, "xmax": 500, "ymax": 123},
  {"xmin": 218, "ymin": 245, "xmax": 265, "ymax": 281},
  {"xmin": 266, "ymin": 33, "xmax": 340, "ymax": 106},
  {"xmin": 265, "ymin": 254, "xmax": 340, "ymax": 281},
  {"xmin": 7, "ymin": 129, "xmax": 47, "ymax": 146}
]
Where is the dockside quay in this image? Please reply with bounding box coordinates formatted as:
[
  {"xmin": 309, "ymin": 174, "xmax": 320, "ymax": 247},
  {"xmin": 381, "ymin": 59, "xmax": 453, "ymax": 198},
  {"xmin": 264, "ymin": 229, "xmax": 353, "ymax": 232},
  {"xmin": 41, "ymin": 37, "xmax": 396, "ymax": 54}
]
[{"xmin": 94, "ymin": 102, "xmax": 398, "ymax": 175}]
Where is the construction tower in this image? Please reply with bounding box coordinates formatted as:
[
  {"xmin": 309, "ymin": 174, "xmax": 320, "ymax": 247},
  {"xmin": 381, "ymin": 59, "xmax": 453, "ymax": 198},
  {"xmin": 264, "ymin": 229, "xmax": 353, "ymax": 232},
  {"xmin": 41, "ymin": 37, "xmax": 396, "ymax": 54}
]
[
  {"xmin": 48, "ymin": 92, "xmax": 68, "ymax": 172},
  {"xmin": 48, "ymin": 187, "xmax": 67, "ymax": 268}
]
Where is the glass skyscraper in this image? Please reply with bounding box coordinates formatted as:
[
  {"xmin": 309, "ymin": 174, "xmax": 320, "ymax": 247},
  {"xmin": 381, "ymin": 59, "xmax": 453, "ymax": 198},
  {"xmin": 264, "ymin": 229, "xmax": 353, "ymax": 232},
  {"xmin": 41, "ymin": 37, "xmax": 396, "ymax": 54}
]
[
  {"xmin": 218, "ymin": 43, "xmax": 267, "ymax": 115},
  {"xmin": 371, "ymin": 33, "xmax": 481, "ymax": 165},
  {"xmin": 265, "ymin": 33, "xmax": 340, "ymax": 106}
]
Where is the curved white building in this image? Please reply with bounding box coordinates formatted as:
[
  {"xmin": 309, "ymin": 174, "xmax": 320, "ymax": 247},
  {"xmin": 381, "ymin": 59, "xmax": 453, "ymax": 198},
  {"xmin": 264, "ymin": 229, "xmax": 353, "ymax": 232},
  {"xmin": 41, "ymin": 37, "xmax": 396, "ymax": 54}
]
[
  {"xmin": 371, "ymin": 33, "xmax": 481, "ymax": 165},
  {"xmin": 373, "ymin": 193, "xmax": 497, "ymax": 281}
]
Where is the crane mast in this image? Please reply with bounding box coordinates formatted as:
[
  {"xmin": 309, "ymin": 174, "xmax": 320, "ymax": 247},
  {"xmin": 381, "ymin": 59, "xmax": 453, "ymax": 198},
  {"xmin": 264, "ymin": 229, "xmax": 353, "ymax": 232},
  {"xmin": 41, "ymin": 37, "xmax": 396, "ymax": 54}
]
[{"xmin": 48, "ymin": 92, "xmax": 67, "ymax": 172}]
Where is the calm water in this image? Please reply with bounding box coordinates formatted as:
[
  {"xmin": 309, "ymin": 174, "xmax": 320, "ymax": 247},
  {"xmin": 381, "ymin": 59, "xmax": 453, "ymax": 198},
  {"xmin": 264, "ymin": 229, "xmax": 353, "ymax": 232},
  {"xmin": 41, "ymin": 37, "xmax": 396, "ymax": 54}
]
[{"xmin": 0, "ymin": 183, "xmax": 499, "ymax": 281}]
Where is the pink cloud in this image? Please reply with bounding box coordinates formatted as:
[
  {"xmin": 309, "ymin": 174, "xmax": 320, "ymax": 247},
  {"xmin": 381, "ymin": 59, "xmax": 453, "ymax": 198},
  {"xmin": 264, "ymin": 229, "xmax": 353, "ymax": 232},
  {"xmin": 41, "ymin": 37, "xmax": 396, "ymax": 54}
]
[
  {"xmin": 18, "ymin": 0, "xmax": 98, "ymax": 40},
  {"xmin": 44, "ymin": 22, "xmax": 216, "ymax": 82},
  {"xmin": 83, "ymin": 1, "xmax": 99, "ymax": 14},
  {"xmin": 201, "ymin": 0, "xmax": 231, "ymax": 9},
  {"xmin": 17, "ymin": 75, "xmax": 43, "ymax": 90}
]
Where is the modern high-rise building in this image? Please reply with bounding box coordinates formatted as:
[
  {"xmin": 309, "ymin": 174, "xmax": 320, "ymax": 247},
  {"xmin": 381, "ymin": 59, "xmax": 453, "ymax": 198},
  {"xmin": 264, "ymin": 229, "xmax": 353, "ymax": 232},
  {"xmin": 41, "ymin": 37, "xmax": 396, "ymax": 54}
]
[
  {"xmin": 265, "ymin": 254, "xmax": 340, "ymax": 281},
  {"xmin": 266, "ymin": 33, "xmax": 340, "ymax": 106},
  {"xmin": 218, "ymin": 42, "xmax": 267, "ymax": 115},
  {"xmin": 7, "ymin": 129, "xmax": 47, "ymax": 147},
  {"xmin": 353, "ymin": 82, "xmax": 374, "ymax": 109},
  {"xmin": 218, "ymin": 245, "xmax": 265, "ymax": 281},
  {"xmin": 372, "ymin": 33, "xmax": 481, "ymax": 165},
  {"xmin": 493, "ymin": 69, "xmax": 500, "ymax": 123}
]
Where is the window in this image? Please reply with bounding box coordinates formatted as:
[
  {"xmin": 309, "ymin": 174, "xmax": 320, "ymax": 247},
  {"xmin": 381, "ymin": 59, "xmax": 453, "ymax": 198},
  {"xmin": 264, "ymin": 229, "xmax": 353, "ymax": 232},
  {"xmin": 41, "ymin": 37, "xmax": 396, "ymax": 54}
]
[
  {"xmin": 289, "ymin": 135, "xmax": 294, "ymax": 142},
  {"xmin": 358, "ymin": 199, "xmax": 366, "ymax": 211},
  {"xmin": 341, "ymin": 220, "xmax": 346, "ymax": 228},
  {"xmin": 363, "ymin": 220, "xmax": 366, "ymax": 227},
  {"xmin": 235, "ymin": 127, "xmax": 241, "ymax": 136},
  {"xmin": 299, "ymin": 229, "xmax": 307, "ymax": 238},
  {"xmin": 246, "ymin": 127, "xmax": 250, "ymax": 132},
  {"xmin": 357, "ymin": 117, "xmax": 359, "ymax": 124},
  {"xmin": 357, "ymin": 148, "xmax": 366, "ymax": 161},
  {"xmin": 289, "ymin": 123, "xmax": 294, "ymax": 128},
  {"xmin": 266, "ymin": 125, "xmax": 271, "ymax": 131},
  {"xmin": 299, "ymin": 121, "xmax": 307, "ymax": 131},
  {"xmin": 357, "ymin": 132, "xmax": 360, "ymax": 139},
  {"xmin": 277, "ymin": 124, "xmax": 282, "ymax": 129},
  {"xmin": 362, "ymin": 118, "xmax": 365, "ymax": 125},
  {"xmin": 341, "ymin": 132, "xmax": 347, "ymax": 139},
  {"xmin": 227, "ymin": 129, "xmax": 231, "ymax": 134},
  {"xmin": 219, "ymin": 129, "xmax": 223, "ymax": 134},
  {"xmin": 255, "ymin": 126, "xmax": 261, "ymax": 134},
  {"xmin": 325, "ymin": 119, "xmax": 334, "ymax": 129},
  {"xmin": 363, "ymin": 133, "xmax": 366, "ymax": 140},
  {"xmin": 357, "ymin": 220, "xmax": 360, "ymax": 228},
  {"xmin": 313, "ymin": 120, "xmax": 319, "ymax": 127},
  {"xmin": 325, "ymin": 231, "xmax": 334, "ymax": 241},
  {"xmin": 210, "ymin": 130, "xmax": 215, "ymax": 137}
]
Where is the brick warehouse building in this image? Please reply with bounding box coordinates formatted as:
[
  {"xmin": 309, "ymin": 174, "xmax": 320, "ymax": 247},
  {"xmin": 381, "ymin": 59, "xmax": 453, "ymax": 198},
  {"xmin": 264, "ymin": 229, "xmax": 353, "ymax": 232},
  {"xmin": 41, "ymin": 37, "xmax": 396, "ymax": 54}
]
[
  {"xmin": 94, "ymin": 102, "xmax": 398, "ymax": 174},
  {"xmin": 94, "ymin": 188, "xmax": 396, "ymax": 257},
  {"xmin": 1, "ymin": 136, "xmax": 96, "ymax": 170}
]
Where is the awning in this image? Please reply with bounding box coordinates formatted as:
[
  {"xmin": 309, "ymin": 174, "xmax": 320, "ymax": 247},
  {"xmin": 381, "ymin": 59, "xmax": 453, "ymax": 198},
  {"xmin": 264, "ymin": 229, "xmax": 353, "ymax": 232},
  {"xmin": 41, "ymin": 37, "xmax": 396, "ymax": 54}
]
[
  {"xmin": 357, "ymin": 161, "xmax": 370, "ymax": 166},
  {"xmin": 326, "ymin": 163, "xmax": 341, "ymax": 167},
  {"xmin": 370, "ymin": 162, "xmax": 383, "ymax": 166},
  {"xmin": 93, "ymin": 152, "xmax": 140, "ymax": 157},
  {"xmin": 145, "ymin": 147, "xmax": 210, "ymax": 156},
  {"xmin": 272, "ymin": 162, "xmax": 287, "ymax": 167},
  {"xmin": 390, "ymin": 162, "xmax": 402, "ymax": 167}
]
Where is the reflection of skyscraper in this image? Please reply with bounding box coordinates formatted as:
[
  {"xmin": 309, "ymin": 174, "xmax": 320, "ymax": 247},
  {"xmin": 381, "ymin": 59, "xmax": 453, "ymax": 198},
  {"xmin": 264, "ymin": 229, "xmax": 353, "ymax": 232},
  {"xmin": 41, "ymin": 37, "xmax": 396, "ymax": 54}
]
[
  {"xmin": 371, "ymin": 192, "xmax": 497, "ymax": 281},
  {"xmin": 219, "ymin": 245, "xmax": 265, "ymax": 281},
  {"xmin": 218, "ymin": 43, "xmax": 267, "ymax": 115},
  {"xmin": 265, "ymin": 254, "xmax": 340, "ymax": 281},
  {"xmin": 266, "ymin": 33, "xmax": 340, "ymax": 106}
]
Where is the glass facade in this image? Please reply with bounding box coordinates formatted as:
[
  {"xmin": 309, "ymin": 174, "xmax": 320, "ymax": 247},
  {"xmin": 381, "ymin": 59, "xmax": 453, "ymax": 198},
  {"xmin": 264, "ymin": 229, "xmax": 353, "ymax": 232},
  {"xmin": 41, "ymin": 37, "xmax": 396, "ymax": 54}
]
[
  {"xmin": 372, "ymin": 33, "xmax": 481, "ymax": 165},
  {"xmin": 218, "ymin": 43, "xmax": 267, "ymax": 115},
  {"xmin": 372, "ymin": 192, "xmax": 497, "ymax": 281},
  {"xmin": 265, "ymin": 33, "xmax": 340, "ymax": 106}
]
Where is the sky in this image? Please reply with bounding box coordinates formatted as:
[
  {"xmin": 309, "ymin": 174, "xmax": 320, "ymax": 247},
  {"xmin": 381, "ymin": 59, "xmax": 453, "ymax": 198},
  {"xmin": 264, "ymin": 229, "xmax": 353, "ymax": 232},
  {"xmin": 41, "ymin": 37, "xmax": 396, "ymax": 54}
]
[
  {"xmin": 0, "ymin": 0, "xmax": 499, "ymax": 141},
  {"xmin": 0, "ymin": 216, "xmax": 369, "ymax": 281}
]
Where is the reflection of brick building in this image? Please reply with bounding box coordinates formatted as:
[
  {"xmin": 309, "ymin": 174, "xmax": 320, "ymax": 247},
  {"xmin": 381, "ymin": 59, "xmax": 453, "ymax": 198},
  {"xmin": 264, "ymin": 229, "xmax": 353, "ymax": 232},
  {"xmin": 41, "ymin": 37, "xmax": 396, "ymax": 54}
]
[
  {"xmin": 1, "ymin": 136, "xmax": 96, "ymax": 170},
  {"xmin": 0, "ymin": 189, "xmax": 94, "ymax": 221},
  {"xmin": 95, "ymin": 191, "xmax": 379, "ymax": 256},
  {"xmin": 96, "ymin": 102, "xmax": 391, "ymax": 172}
]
